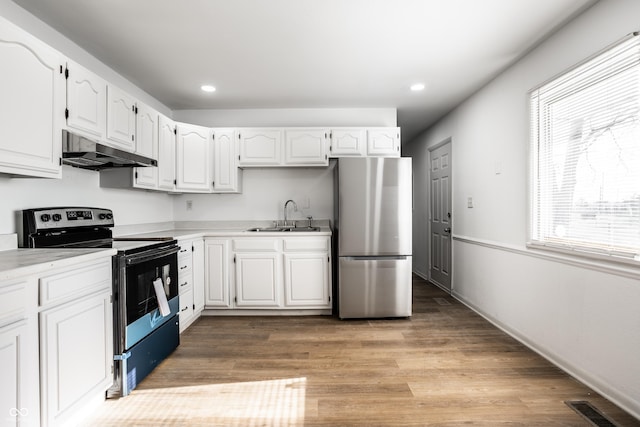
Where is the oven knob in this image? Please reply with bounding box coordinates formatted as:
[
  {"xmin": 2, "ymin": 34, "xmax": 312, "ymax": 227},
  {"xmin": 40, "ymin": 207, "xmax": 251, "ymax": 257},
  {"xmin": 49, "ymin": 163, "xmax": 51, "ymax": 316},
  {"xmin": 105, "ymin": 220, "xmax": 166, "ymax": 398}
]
[
  {"xmin": 40, "ymin": 214, "xmax": 51, "ymax": 222},
  {"xmin": 52, "ymin": 214, "xmax": 62, "ymax": 221},
  {"xmin": 99, "ymin": 213, "xmax": 106, "ymax": 220},
  {"xmin": 106, "ymin": 213, "xmax": 113, "ymax": 220}
]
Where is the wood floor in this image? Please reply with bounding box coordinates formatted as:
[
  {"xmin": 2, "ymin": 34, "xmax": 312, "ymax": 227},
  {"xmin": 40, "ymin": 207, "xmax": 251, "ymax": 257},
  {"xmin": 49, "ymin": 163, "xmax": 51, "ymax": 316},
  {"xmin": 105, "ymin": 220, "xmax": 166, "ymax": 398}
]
[{"xmin": 87, "ymin": 276, "xmax": 639, "ymax": 426}]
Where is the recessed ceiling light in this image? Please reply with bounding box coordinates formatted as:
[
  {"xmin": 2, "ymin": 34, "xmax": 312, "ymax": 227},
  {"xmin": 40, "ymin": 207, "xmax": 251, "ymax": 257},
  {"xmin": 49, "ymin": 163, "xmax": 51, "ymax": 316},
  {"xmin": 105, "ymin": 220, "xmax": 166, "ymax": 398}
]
[
  {"xmin": 201, "ymin": 85, "xmax": 216, "ymax": 93},
  {"xmin": 410, "ymin": 83, "xmax": 425, "ymax": 91}
]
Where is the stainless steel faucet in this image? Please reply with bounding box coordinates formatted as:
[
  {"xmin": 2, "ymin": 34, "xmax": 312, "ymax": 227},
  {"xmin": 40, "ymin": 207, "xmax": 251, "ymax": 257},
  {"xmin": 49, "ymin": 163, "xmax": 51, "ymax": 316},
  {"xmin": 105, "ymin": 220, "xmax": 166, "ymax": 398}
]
[{"xmin": 284, "ymin": 199, "xmax": 298, "ymax": 227}]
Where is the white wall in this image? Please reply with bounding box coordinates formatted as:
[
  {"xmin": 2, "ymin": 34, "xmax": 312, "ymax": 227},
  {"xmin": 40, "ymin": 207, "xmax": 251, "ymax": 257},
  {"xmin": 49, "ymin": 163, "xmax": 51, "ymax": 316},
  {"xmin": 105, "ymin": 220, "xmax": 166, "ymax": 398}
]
[
  {"xmin": 173, "ymin": 108, "xmax": 396, "ymax": 128},
  {"xmin": 404, "ymin": 0, "xmax": 640, "ymax": 418},
  {"xmin": 0, "ymin": 166, "xmax": 173, "ymax": 234},
  {"xmin": 173, "ymin": 166, "xmax": 334, "ymax": 223}
]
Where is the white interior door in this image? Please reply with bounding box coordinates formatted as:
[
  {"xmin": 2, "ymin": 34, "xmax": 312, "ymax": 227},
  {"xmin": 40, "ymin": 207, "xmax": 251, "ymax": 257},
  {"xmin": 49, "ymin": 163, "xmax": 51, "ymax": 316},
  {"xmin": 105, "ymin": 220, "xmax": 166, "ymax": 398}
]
[{"xmin": 429, "ymin": 141, "xmax": 452, "ymax": 292}]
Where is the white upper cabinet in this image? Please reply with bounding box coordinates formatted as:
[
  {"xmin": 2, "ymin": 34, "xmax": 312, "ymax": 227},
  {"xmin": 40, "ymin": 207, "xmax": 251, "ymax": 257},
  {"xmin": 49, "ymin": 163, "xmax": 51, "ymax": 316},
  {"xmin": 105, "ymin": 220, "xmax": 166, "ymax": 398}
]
[
  {"xmin": 106, "ymin": 84, "xmax": 136, "ymax": 151},
  {"xmin": 212, "ymin": 129, "xmax": 241, "ymax": 193},
  {"xmin": 238, "ymin": 128, "xmax": 283, "ymax": 166},
  {"xmin": 175, "ymin": 123, "xmax": 211, "ymax": 192},
  {"xmin": 0, "ymin": 17, "xmax": 64, "ymax": 178},
  {"xmin": 284, "ymin": 129, "xmax": 329, "ymax": 166},
  {"xmin": 133, "ymin": 103, "xmax": 159, "ymax": 189},
  {"xmin": 366, "ymin": 127, "xmax": 401, "ymax": 157},
  {"xmin": 329, "ymin": 128, "xmax": 366, "ymax": 157},
  {"xmin": 157, "ymin": 115, "xmax": 176, "ymax": 191},
  {"xmin": 65, "ymin": 60, "xmax": 107, "ymax": 140}
]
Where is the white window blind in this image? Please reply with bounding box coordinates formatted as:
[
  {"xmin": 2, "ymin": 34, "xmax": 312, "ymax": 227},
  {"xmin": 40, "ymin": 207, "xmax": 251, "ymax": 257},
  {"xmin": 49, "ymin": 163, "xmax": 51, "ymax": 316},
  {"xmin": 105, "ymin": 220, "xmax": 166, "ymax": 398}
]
[{"xmin": 530, "ymin": 33, "xmax": 640, "ymax": 261}]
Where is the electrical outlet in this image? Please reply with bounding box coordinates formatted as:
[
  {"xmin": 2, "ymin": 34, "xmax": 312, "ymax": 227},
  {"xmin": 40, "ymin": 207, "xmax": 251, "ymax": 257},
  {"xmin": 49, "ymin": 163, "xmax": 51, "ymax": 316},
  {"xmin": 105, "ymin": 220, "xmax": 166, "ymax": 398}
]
[
  {"xmin": 186, "ymin": 200, "xmax": 193, "ymax": 211},
  {"xmin": 467, "ymin": 197, "xmax": 473, "ymax": 208}
]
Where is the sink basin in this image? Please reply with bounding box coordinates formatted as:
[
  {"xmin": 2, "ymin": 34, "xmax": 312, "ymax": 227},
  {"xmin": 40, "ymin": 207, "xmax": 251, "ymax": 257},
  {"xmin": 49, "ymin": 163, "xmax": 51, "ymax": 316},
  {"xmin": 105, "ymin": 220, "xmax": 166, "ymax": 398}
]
[
  {"xmin": 245, "ymin": 226, "xmax": 321, "ymax": 232},
  {"xmin": 284, "ymin": 227, "xmax": 321, "ymax": 232}
]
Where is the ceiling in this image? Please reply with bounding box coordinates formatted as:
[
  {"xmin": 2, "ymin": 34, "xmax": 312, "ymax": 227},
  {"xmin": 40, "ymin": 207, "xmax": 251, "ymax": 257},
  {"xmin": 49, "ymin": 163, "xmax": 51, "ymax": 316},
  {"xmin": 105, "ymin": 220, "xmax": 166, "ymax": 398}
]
[{"xmin": 15, "ymin": 0, "xmax": 595, "ymax": 142}]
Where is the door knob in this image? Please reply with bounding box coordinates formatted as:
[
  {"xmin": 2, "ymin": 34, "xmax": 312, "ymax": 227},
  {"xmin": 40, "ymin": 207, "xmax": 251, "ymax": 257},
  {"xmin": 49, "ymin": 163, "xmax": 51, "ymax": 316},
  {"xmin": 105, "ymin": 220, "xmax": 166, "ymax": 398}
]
[{"xmin": 444, "ymin": 227, "xmax": 451, "ymax": 233}]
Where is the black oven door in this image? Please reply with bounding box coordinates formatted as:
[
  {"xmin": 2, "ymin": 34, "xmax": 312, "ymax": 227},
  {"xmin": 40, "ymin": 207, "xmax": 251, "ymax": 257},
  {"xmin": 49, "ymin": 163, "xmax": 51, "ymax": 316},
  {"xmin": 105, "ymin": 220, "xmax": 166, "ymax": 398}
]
[{"xmin": 123, "ymin": 245, "xmax": 179, "ymax": 350}]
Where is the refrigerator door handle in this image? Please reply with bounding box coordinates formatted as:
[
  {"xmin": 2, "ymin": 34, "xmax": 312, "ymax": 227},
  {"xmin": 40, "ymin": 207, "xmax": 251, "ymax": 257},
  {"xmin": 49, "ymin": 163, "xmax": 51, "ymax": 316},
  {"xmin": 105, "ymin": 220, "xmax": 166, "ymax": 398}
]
[{"xmin": 342, "ymin": 256, "xmax": 409, "ymax": 261}]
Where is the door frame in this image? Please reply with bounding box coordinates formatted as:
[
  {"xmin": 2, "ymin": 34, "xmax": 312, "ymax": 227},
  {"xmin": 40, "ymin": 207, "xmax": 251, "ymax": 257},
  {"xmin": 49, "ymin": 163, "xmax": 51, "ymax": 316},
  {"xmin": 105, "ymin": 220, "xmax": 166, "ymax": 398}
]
[{"xmin": 427, "ymin": 137, "xmax": 454, "ymax": 294}]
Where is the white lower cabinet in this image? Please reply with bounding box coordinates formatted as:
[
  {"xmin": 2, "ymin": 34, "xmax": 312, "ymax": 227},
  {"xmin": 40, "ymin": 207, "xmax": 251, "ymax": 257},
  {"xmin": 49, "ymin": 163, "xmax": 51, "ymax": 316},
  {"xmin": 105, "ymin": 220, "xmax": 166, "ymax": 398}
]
[
  {"xmin": 38, "ymin": 258, "xmax": 113, "ymax": 427},
  {"xmin": 204, "ymin": 235, "xmax": 332, "ymax": 312},
  {"xmin": 39, "ymin": 291, "xmax": 112, "ymax": 427},
  {"xmin": 205, "ymin": 239, "xmax": 231, "ymax": 308},
  {"xmin": 284, "ymin": 253, "xmax": 330, "ymax": 307},
  {"xmin": 177, "ymin": 238, "xmax": 205, "ymax": 332},
  {"xmin": 234, "ymin": 252, "xmax": 281, "ymax": 307},
  {"xmin": 0, "ymin": 277, "xmax": 39, "ymax": 427}
]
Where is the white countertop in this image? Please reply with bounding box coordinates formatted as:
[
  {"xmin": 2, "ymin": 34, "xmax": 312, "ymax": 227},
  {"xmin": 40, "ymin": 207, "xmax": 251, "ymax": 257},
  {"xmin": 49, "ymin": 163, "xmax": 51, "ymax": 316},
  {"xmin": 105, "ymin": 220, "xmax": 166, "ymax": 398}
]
[
  {"xmin": 0, "ymin": 221, "xmax": 331, "ymax": 281},
  {"xmin": 116, "ymin": 222, "xmax": 333, "ymax": 240},
  {"xmin": 0, "ymin": 248, "xmax": 117, "ymax": 281}
]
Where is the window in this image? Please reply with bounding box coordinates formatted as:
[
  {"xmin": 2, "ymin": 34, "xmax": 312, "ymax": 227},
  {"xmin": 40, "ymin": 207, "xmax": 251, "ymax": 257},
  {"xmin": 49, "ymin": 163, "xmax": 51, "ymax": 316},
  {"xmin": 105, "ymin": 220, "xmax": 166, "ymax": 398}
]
[{"xmin": 529, "ymin": 33, "xmax": 640, "ymax": 262}]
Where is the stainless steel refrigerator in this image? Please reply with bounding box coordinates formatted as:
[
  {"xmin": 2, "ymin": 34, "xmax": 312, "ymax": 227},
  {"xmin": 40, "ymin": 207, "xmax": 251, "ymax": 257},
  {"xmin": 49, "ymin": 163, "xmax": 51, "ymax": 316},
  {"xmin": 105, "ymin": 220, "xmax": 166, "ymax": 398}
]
[{"xmin": 335, "ymin": 157, "xmax": 412, "ymax": 319}]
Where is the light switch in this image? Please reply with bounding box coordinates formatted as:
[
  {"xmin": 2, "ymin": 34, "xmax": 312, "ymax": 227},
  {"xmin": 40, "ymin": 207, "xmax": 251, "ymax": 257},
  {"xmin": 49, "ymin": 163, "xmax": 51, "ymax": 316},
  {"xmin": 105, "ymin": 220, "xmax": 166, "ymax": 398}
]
[
  {"xmin": 186, "ymin": 200, "xmax": 193, "ymax": 210},
  {"xmin": 467, "ymin": 197, "xmax": 473, "ymax": 208}
]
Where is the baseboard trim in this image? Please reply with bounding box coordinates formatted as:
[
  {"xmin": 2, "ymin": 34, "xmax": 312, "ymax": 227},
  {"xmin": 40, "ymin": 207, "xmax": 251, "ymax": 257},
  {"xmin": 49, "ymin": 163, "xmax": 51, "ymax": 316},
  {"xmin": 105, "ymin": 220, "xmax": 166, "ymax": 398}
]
[{"xmin": 451, "ymin": 289, "xmax": 640, "ymax": 421}]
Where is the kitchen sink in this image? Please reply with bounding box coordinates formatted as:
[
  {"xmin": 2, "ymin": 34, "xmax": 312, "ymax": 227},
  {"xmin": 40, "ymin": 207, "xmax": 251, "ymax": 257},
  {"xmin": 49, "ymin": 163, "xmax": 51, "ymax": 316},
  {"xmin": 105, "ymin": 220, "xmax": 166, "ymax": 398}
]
[{"xmin": 245, "ymin": 226, "xmax": 321, "ymax": 232}]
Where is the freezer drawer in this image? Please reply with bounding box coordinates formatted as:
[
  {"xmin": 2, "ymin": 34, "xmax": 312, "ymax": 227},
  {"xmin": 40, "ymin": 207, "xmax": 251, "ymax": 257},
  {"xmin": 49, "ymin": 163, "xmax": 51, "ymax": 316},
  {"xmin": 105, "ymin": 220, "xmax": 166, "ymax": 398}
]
[{"xmin": 338, "ymin": 256, "xmax": 412, "ymax": 319}]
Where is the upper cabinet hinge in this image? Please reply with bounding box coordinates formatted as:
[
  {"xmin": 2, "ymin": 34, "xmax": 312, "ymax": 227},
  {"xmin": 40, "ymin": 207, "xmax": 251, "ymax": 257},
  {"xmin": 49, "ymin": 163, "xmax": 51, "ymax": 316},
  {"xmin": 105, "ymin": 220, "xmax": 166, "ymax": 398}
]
[
  {"xmin": 174, "ymin": 128, "xmax": 177, "ymax": 135},
  {"xmin": 233, "ymin": 256, "xmax": 236, "ymax": 263},
  {"xmin": 59, "ymin": 158, "xmax": 63, "ymax": 166},
  {"xmin": 64, "ymin": 67, "xmax": 69, "ymax": 79},
  {"xmin": 238, "ymin": 133, "xmax": 241, "ymax": 139},
  {"xmin": 134, "ymin": 171, "xmax": 138, "ymax": 179},
  {"xmin": 192, "ymin": 245, "xmax": 195, "ymax": 252},
  {"xmin": 212, "ymin": 134, "xmax": 215, "ymax": 140},
  {"xmin": 173, "ymin": 179, "xmax": 177, "ymax": 185},
  {"xmin": 64, "ymin": 108, "xmax": 69, "ymax": 119}
]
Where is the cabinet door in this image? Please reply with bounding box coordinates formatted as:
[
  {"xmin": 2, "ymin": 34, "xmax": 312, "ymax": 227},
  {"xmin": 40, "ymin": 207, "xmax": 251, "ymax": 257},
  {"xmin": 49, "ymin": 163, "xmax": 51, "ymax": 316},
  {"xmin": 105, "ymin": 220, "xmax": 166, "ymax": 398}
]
[
  {"xmin": 367, "ymin": 128, "xmax": 401, "ymax": 157},
  {"xmin": 0, "ymin": 17, "xmax": 64, "ymax": 178},
  {"xmin": 234, "ymin": 253, "xmax": 281, "ymax": 307},
  {"xmin": 0, "ymin": 320, "xmax": 39, "ymax": 427},
  {"xmin": 238, "ymin": 129, "xmax": 282, "ymax": 166},
  {"xmin": 284, "ymin": 129, "xmax": 328, "ymax": 165},
  {"xmin": 176, "ymin": 123, "xmax": 211, "ymax": 192},
  {"xmin": 330, "ymin": 129, "xmax": 366, "ymax": 157},
  {"xmin": 157, "ymin": 115, "xmax": 176, "ymax": 191},
  {"xmin": 106, "ymin": 84, "xmax": 136, "ymax": 151},
  {"xmin": 65, "ymin": 60, "xmax": 107, "ymax": 140},
  {"xmin": 205, "ymin": 239, "xmax": 231, "ymax": 308},
  {"xmin": 284, "ymin": 253, "xmax": 331, "ymax": 307},
  {"xmin": 192, "ymin": 239, "xmax": 205, "ymax": 313},
  {"xmin": 40, "ymin": 291, "xmax": 113, "ymax": 427},
  {"xmin": 133, "ymin": 103, "xmax": 158, "ymax": 189},
  {"xmin": 213, "ymin": 129, "xmax": 240, "ymax": 192}
]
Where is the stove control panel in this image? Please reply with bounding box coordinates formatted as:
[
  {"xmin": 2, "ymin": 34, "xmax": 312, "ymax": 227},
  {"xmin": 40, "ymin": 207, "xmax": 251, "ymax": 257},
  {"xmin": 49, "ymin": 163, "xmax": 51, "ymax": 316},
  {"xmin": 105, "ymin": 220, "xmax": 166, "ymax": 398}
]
[{"xmin": 25, "ymin": 207, "xmax": 114, "ymax": 230}]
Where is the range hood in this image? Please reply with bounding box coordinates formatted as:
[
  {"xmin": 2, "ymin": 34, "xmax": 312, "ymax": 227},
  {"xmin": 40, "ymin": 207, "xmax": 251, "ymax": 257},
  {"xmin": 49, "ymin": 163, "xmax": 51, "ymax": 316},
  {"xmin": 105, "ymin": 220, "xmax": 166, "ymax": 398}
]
[{"xmin": 62, "ymin": 130, "xmax": 157, "ymax": 170}]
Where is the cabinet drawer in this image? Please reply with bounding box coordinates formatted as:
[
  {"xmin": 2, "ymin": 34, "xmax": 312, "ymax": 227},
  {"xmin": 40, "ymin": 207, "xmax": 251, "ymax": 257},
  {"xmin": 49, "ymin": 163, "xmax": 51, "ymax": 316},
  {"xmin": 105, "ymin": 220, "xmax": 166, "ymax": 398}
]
[
  {"xmin": 179, "ymin": 289, "xmax": 194, "ymax": 328},
  {"xmin": 39, "ymin": 259, "xmax": 112, "ymax": 308},
  {"xmin": 177, "ymin": 241, "xmax": 192, "ymax": 257},
  {"xmin": 283, "ymin": 238, "xmax": 330, "ymax": 252},
  {"xmin": 0, "ymin": 280, "xmax": 28, "ymax": 327},
  {"xmin": 178, "ymin": 271, "xmax": 192, "ymax": 294},
  {"xmin": 233, "ymin": 239, "xmax": 279, "ymax": 252},
  {"xmin": 178, "ymin": 254, "xmax": 193, "ymax": 273}
]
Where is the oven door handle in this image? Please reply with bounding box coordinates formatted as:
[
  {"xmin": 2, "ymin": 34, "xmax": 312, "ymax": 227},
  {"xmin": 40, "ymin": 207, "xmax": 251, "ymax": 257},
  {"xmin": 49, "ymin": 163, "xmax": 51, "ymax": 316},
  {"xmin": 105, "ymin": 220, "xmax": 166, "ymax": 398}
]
[{"xmin": 125, "ymin": 246, "xmax": 179, "ymax": 266}]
